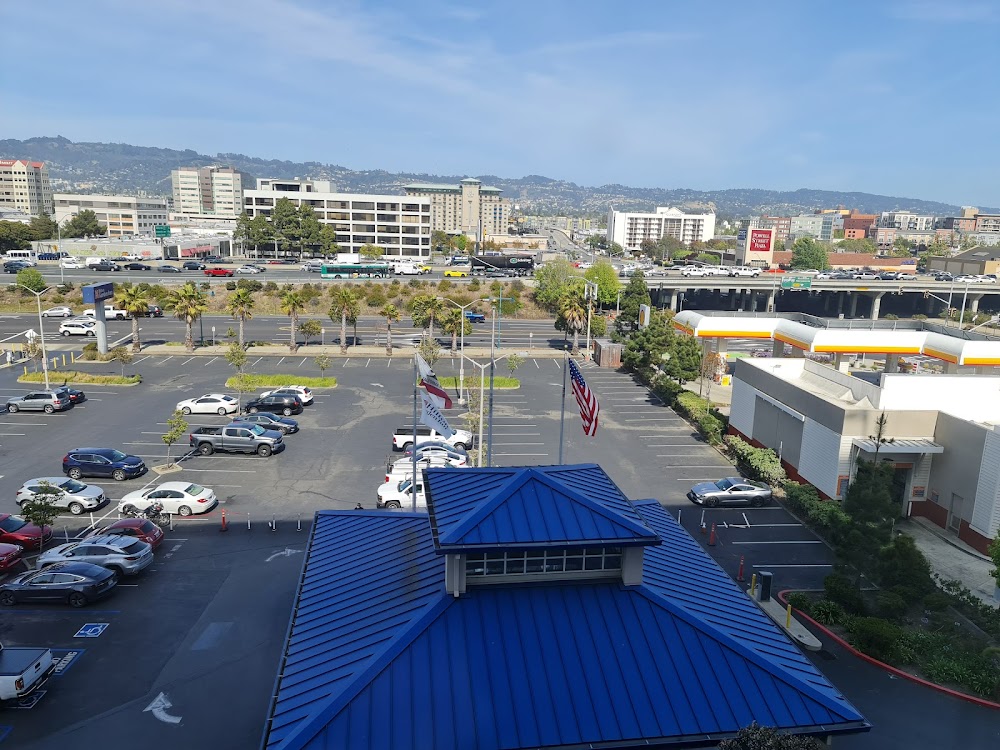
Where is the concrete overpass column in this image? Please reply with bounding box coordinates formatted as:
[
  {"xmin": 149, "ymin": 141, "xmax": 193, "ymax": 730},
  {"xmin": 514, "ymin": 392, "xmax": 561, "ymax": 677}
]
[
  {"xmin": 848, "ymin": 293, "xmax": 859, "ymax": 318},
  {"xmin": 837, "ymin": 291, "xmax": 846, "ymax": 317},
  {"xmin": 766, "ymin": 291, "xmax": 776, "ymax": 312},
  {"xmin": 670, "ymin": 290, "xmax": 679, "ymax": 311},
  {"xmin": 970, "ymin": 294, "xmax": 982, "ymax": 316},
  {"xmin": 833, "ymin": 353, "xmax": 850, "ymax": 373},
  {"xmin": 945, "ymin": 362, "xmax": 959, "ymax": 374},
  {"xmin": 885, "ymin": 353, "xmax": 900, "ymax": 373},
  {"xmin": 823, "ymin": 293, "xmax": 833, "ymax": 314},
  {"xmin": 870, "ymin": 292, "xmax": 885, "ymax": 321},
  {"xmin": 743, "ymin": 289, "xmax": 754, "ymax": 311},
  {"xmin": 714, "ymin": 338, "xmax": 728, "ymax": 355},
  {"xmin": 771, "ymin": 339, "xmax": 785, "ymax": 357}
]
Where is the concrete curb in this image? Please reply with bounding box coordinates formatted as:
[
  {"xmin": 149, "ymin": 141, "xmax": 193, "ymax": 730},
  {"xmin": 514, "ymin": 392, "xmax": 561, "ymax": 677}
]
[
  {"xmin": 137, "ymin": 344, "xmax": 567, "ymax": 359},
  {"xmin": 777, "ymin": 590, "xmax": 1000, "ymax": 711},
  {"xmin": 899, "ymin": 517, "xmax": 992, "ymax": 563},
  {"xmin": 752, "ymin": 592, "xmax": 822, "ymax": 651}
]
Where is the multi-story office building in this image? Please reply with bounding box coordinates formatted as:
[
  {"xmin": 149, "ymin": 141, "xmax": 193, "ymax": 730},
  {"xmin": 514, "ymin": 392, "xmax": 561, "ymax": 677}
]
[
  {"xmin": 606, "ymin": 206, "xmax": 715, "ymax": 251},
  {"xmin": 0, "ymin": 159, "xmax": 53, "ymax": 217},
  {"xmin": 878, "ymin": 211, "xmax": 938, "ymax": 231},
  {"xmin": 171, "ymin": 165, "xmax": 247, "ymax": 218},
  {"xmin": 243, "ymin": 179, "xmax": 432, "ymax": 258},
  {"xmin": 842, "ymin": 213, "xmax": 877, "ymax": 239},
  {"xmin": 53, "ymin": 194, "xmax": 169, "ymax": 237},
  {"xmin": 788, "ymin": 214, "xmax": 839, "ymax": 241},
  {"xmin": 974, "ymin": 213, "xmax": 1000, "ymax": 234},
  {"xmin": 404, "ymin": 178, "xmax": 511, "ymax": 238}
]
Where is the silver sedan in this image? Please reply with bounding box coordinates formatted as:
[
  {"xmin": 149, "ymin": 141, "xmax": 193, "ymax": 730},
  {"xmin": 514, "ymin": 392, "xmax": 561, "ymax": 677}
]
[
  {"xmin": 686, "ymin": 478, "xmax": 773, "ymax": 507},
  {"xmin": 16, "ymin": 477, "xmax": 108, "ymax": 515}
]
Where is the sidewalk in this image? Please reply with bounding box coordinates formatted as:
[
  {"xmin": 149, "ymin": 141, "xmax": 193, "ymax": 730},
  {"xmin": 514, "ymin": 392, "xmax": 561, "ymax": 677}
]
[
  {"xmin": 137, "ymin": 343, "xmax": 566, "ymax": 359},
  {"xmin": 897, "ymin": 517, "xmax": 998, "ymax": 606}
]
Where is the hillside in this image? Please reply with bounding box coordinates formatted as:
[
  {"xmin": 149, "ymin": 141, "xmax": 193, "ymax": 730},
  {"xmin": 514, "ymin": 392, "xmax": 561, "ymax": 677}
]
[{"xmin": 0, "ymin": 135, "xmax": 982, "ymax": 218}]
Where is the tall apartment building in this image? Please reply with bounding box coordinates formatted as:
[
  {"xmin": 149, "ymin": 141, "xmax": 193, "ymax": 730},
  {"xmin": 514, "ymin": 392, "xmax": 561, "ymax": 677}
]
[
  {"xmin": 243, "ymin": 179, "xmax": 432, "ymax": 258},
  {"xmin": 842, "ymin": 213, "xmax": 877, "ymax": 239},
  {"xmin": 974, "ymin": 213, "xmax": 1000, "ymax": 233},
  {"xmin": 403, "ymin": 178, "xmax": 511, "ymax": 238},
  {"xmin": 53, "ymin": 194, "xmax": 169, "ymax": 237},
  {"xmin": 789, "ymin": 214, "xmax": 839, "ymax": 241},
  {"xmin": 878, "ymin": 211, "xmax": 938, "ymax": 231},
  {"xmin": 0, "ymin": 159, "xmax": 53, "ymax": 217},
  {"xmin": 606, "ymin": 206, "xmax": 715, "ymax": 251},
  {"xmin": 171, "ymin": 166, "xmax": 247, "ymax": 217}
]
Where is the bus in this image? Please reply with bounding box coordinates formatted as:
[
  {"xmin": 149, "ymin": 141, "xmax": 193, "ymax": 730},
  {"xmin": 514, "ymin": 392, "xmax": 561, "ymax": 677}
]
[{"xmin": 320, "ymin": 263, "xmax": 390, "ymax": 279}]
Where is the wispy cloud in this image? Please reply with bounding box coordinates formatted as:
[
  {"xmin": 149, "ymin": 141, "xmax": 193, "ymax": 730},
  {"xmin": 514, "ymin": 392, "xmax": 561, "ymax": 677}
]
[
  {"xmin": 525, "ymin": 30, "xmax": 698, "ymax": 59},
  {"xmin": 889, "ymin": 1, "xmax": 996, "ymax": 22}
]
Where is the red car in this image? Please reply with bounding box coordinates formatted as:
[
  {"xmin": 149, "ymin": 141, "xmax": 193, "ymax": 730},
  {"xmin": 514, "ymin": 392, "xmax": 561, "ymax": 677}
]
[
  {"xmin": 0, "ymin": 514, "xmax": 53, "ymax": 550},
  {"xmin": 204, "ymin": 267, "xmax": 234, "ymax": 277},
  {"xmin": 90, "ymin": 518, "xmax": 163, "ymax": 550},
  {"xmin": 0, "ymin": 543, "xmax": 24, "ymax": 571}
]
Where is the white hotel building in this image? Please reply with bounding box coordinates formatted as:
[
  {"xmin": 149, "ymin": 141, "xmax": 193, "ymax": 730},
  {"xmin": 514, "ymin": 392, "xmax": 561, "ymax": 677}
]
[
  {"xmin": 606, "ymin": 206, "xmax": 716, "ymax": 251},
  {"xmin": 243, "ymin": 179, "xmax": 432, "ymax": 258},
  {"xmin": 53, "ymin": 193, "xmax": 169, "ymax": 237}
]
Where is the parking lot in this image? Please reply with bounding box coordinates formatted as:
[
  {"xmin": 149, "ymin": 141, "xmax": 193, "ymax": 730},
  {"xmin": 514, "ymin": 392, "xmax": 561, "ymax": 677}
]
[{"xmin": 0, "ymin": 351, "xmax": 828, "ymax": 747}]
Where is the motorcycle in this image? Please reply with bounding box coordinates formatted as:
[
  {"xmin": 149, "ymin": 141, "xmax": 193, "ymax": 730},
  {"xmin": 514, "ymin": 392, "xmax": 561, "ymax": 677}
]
[{"xmin": 119, "ymin": 501, "xmax": 169, "ymax": 527}]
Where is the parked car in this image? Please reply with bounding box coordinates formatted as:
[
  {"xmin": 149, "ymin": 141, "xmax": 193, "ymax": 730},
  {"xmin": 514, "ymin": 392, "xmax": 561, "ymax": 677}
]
[
  {"xmin": 259, "ymin": 385, "xmax": 313, "ymax": 405},
  {"xmin": 15, "ymin": 477, "xmax": 107, "ymax": 515},
  {"xmin": 377, "ymin": 477, "xmax": 426, "ymax": 510},
  {"xmin": 157, "ymin": 265, "xmax": 182, "ymax": 273},
  {"xmin": 6, "ymin": 390, "xmax": 72, "ymax": 414},
  {"xmin": 88, "ymin": 518, "xmax": 163, "ymax": 549},
  {"xmin": 386, "ymin": 453, "xmax": 465, "ymax": 482},
  {"xmin": 182, "ymin": 261, "xmax": 206, "ymax": 271},
  {"xmin": 204, "ymin": 255, "xmax": 223, "ymax": 263},
  {"xmin": 176, "ymin": 393, "xmax": 239, "ymax": 416},
  {"xmin": 0, "ymin": 514, "xmax": 53, "ymax": 550},
  {"xmin": 932, "ymin": 272, "xmax": 953, "ymax": 281},
  {"xmin": 401, "ymin": 442, "xmax": 469, "ymax": 463},
  {"xmin": 189, "ymin": 425, "xmax": 284, "ymax": 456},
  {"xmin": 232, "ymin": 413, "xmax": 299, "ymax": 434},
  {"xmin": 204, "ymin": 267, "xmax": 234, "ymax": 277},
  {"xmin": 392, "ymin": 425, "xmax": 473, "ymax": 451},
  {"xmin": 0, "ymin": 543, "xmax": 24, "ymax": 571},
  {"xmin": 122, "ymin": 262, "xmax": 152, "ymax": 271},
  {"xmin": 62, "ymin": 448, "xmax": 147, "ymax": 481},
  {"xmin": 0, "ymin": 562, "xmax": 118, "ymax": 608},
  {"xmin": 37, "ymin": 535, "xmax": 154, "ymax": 577},
  {"xmin": 235, "ymin": 264, "xmax": 264, "ymax": 274},
  {"xmin": 686, "ymin": 478, "xmax": 773, "ymax": 507},
  {"xmin": 243, "ymin": 393, "xmax": 304, "ymax": 416},
  {"xmin": 41, "ymin": 306, "xmax": 73, "ymax": 318},
  {"xmin": 59, "ymin": 319, "xmax": 97, "ymax": 337},
  {"xmin": 976, "ymin": 275, "xmax": 997, "ymax": 284},
  {"xmin": 53, "ymin": 386, "xmax": 86, "ymax": 404},
  {"xmin": 118, "ymin": 481, "xmax": 218, "ymax": 517}
]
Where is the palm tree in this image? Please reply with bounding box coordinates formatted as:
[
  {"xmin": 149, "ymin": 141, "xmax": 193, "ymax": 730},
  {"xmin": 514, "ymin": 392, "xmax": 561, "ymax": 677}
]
[
  {"xmin": 165, "ymin": 283, "xmax": 208, "ymax": 353},
  {"xmin": 421, "ymin": 297, "xmax": 446, "ymax": 339},
  {"xmin": 558, "ymin": 292, "xmax": 587, "ymax": 355},
  {"xmin": 329, "ymin": 287, "xmax": 359, "ymax": 354},
  {"xmin": 280, "ymin": 290, "xmax": 306, "ymax": 352},
  {"xmin": 440, "ymin": 308, "xmax": 466, "ymax": 354},
  {"xmin": 379, "ymin": 303, "xmax": 400, "ymax": 355},
  {"xmin": 226, "ymin": 288, "xmax": 256, "ymax": 346},
  {"xmin": 114, "ymin": 285, "xmax": 150, "ymax": 353}
]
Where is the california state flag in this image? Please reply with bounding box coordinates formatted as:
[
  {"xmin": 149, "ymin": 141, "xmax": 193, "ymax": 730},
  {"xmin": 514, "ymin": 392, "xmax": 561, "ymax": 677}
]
[{"xmin": 415, "ymin": 353, "xmax": 453, "ymax": 409}]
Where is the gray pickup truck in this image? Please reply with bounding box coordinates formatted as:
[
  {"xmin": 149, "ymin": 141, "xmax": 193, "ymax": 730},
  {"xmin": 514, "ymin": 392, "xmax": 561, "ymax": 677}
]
[{"xmin": 189, "ymin": 424, "xmax": 284, "ymax": 457}]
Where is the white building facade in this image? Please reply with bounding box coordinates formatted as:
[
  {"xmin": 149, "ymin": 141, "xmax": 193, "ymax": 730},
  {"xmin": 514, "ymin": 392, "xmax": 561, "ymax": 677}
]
[
  {"xmin": 244, "ymin": 179, "xmax": 432, "ymax": 258},
  {"xmin": 606, "ymin": 206, "xmax": 715, "ymax": 251},
  {"xmin": 0, "ymin": 159, "xmax": 53, "ymax": 217},
  {"xmin": 53, "ymin": 194, "xmax": 169, "ymax": 237},
  {"xmin": 171, "ymin": 165, "xmax": 246, "ymax": 218},
  {"xmin": 878, "ymin": 211, "xmax": 939, "ymax": 231},
  {"xmin": 404, "ymin": 178, "xmax": 511, "ymax": 238}
]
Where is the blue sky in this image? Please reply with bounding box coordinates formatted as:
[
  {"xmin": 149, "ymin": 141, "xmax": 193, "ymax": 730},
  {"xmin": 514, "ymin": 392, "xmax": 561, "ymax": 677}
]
[{"xmin": 3, "ymin": 1, "xmax": 998, "ymax": 205}]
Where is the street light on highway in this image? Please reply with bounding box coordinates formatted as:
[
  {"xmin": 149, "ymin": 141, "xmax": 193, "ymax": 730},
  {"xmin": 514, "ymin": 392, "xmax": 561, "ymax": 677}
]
[{"xmin": 10, "ymin": 283, "xmax": 52, "ymax": 390}]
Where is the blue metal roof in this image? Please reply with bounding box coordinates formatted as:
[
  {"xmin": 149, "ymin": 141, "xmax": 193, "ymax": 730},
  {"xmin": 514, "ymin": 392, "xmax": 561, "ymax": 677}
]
[
  {"xmin": 425, "ymin": 464, "xmax": 660, "ymax": 551},
  {"xmin": 263, "ymin": 469, "xmax": 868, "ymax": 750}
]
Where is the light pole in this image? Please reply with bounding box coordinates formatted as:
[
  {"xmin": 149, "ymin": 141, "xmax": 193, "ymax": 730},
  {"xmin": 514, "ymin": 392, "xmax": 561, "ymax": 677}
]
[
  {"xmin": 321, "ymin": 327, "xmax": 325, "ymax": 347},
  {"xmin": 440, "ymin": 296, "xmax": 490, "ymax": 405},
  {"xmin": 458, "ymin": 348, "xmax": 512, "ymax": 468},
  {"xmin": 12, "ymin": 284, "xmax": 51, "ymax": 390},
  {"xmin": 584, "ymin": 280, "xmax": 598, "ymax": 359},
  {"xmin": 212, "ymin": 326, "xmax": 216, "ymax": 347}
]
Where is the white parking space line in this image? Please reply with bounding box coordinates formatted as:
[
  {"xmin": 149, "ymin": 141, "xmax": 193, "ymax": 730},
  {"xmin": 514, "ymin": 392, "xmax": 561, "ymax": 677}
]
[
  {"xmin": 493, "ymin": 442, "xmax": 544, "ymax": 446},
  {"xmin": 0, "ymin": 432, "xmax": 26, "ymax": 436},
  {"xmin": 181, "ymin": 468, "xmax": 257, "ymax": 473},
  {"xmin": 161, "ymin": 356, "xmax": 174, "ymax": 363},
  {"xmin": 657, "ymin": 454, "xmax": 720, "ymax": 458},
  {"xmin": 751, "ymin": 563, "xmax": 834, "ymax": 568},
  {"xmin": 3, "ymin": 422, "xmax": 48, "ymax": 426},
  {"xmin": 494, "ymin": 453, "xmax": 549, "ymax": 457},
  {"xmin": 134, "ymin": 356, "xmax": 152, "ymax": 364},
  {"xmin": 277, "ymin": 357, "xmax": 286, "ymax": 365},
  {"xmin": 251, "ymin": 357, "xmax": 264, "ymax": 367},
  {"xmin": 731, "ymin": 540, "xmax": 823, "ymax": 545},
  {"xmin": 489, "ymin": 433, "xmax": 541, "ymax": 436},
  {"xmin": 181, "ymin": 356, "xmax": 196, "ymax": 365},
  {"xmin": 365, "ymin": 359, "xmax": 371, "ymax": 367},
  {"xmin": 668, "ymin": 465, "xmax": 735, "ymax": 470},
  {"xmin": 533, "ymin": 359, "xmax": 540, "ymax": 368},
  {"xmin": 553, "ymin": 360, "xmax": 561, "ymax": 369},
  {"xmin": 204, "ymin": 357, "xmax": 218, "ymax": 366},
  {"xmin": 343, "ymin": 358, "xmax": 350, "ymax": 366}
]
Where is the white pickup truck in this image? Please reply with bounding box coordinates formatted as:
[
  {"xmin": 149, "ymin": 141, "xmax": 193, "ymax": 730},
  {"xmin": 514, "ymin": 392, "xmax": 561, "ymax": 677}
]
[
  {"xmin": 377, "ymin": 476, "xmax": 427, "ymax": 510},
  {"xmin": 392, "ymin": 426, "xmax": 473, "ymax": 452},
  {"xmin": 82, "ymin": 305, "xmax": 129, "ymax": 320},
  {"xmin": 0, "ymin": 643, "xmax": 54, "ymax": 704}
]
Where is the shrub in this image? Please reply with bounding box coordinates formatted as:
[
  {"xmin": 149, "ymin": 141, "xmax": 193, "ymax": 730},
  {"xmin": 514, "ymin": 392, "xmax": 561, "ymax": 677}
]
[
  {"xmin": 237, "ymin": 279, "xmax": 263, "ymax": 293},
  {"xmin": 883, "ymin": 313, "xmax": 899, "ymax": 321},
  {"xmin": 697, "ymin": 412, "xmax": 722, "ymax": 445},
  {"xmin": 263, "ymin": 281, "xmax": 279, "ymax": 294},
  {"xmin": 366, "ymin": 289, "xmax": 387, "ymax": 308},
  {"xmin": 468, "ymin": 279, "xmax": 481, "ymax": 291},
  {"xmin": 437, "ymin": 279, "xmax": 453, "ymax": 292},
  {"xmin": 878, "ymin": 535, "xmax": 935, "ymax": 600},
  {"xmin": 225, "ymin": 281, "xmax": 237, "ymax": 291},
  {"xmin": 824, "ymin": 573, "xmax": 867, "ymax": 615},
  {"xmin": 846, "ymin": 617, "xmax": 903, "ymax": 661},
  {"xmin": 674, "ymin": 391, "xmax": 709, "ymax": 419},
  {"xmin": 652, "ymin": 378, "xmax": 683, "ymax": 405},
  {"xmin": 509, "ymin": 279, "xmax": 525, "ymax": 294},
  {"xmin": 810, "ymin": 599, "xmax": 844, "ymax": 626},
  {"xmin": 913, "ymin": 313, "xmax": 928, "ymax": 321},
  {"xmin": 81, "ymin": 342, "xmax": 99, "ymax": 361},
  {"xmin": 876, "ymin": 591, "xmax": 908, "ymax": 621},
  {"xmin": 723, "ymin": 435, "xmax": 786, "ymax": 484},
  {"xmin": 923, "ymin": 592, "xmax": 951, "ymax": 612},
  {"xmin": 786, "ymin": 592, "xmax": 812, "ymax": 614}
]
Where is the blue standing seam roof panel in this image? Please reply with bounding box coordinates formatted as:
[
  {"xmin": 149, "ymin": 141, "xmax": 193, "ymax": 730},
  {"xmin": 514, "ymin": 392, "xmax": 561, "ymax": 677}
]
[{"xmin": 263, "ymin": 468, "xmax": 868, "ymax": 750}]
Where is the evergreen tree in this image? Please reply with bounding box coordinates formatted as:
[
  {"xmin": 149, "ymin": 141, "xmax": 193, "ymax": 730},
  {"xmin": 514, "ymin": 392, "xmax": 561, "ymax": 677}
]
[
  {"xmin": 621, "ymin": 310, "xmax": 673, "ymax": 378},
  {"xmin": 664, "ymin": 334, "xmax": 702, "ymax": 383},
  {"xmin": 270, "ymin": 197, "xmax": 300, "ymax": 253},
  {"xmin": 789, "ymin": 237, "xmax": 829, "ymax": 270},
  {"xmin": 61, "ymin": 209, "xmax": 106, "ymax": 238},
  {"xmin": 615, "ymin": 270, "xmax": 651, "ymax": 336},
  {"xmin": 28, "ymin": 213, "xmax": 58, "ymax": 241},
  {"xmin": 298, "ymin": 204, "xmax": 322, "ymax": 255}
]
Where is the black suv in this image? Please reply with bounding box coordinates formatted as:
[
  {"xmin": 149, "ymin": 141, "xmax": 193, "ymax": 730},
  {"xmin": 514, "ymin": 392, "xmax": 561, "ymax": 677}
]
[
  {"xmin": 244, "ymin": 394, "xmax": 303, "ymax": 416},
  {"xmin": 182, "ymin": 261, "xmax": 206, "ymax": 271},
  {"xmin": 3, "ymin": 260, "xmax": 30, "ymax": 274}
]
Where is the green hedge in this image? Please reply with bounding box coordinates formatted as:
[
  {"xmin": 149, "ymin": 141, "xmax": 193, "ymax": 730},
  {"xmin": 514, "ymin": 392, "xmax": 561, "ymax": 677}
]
[
  {"xmin": 722, "ymin": 435, "xmax": 786, "ymax": 484},
  {"xmin": 782, "ymin": 481, "xmax": 850, "ymax": 541}
]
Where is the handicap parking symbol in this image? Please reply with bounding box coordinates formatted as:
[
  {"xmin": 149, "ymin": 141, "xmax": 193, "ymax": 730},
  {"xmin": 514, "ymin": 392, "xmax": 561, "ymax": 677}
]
[
  {"xmin": 10, "ymin": 691, "xmax": 46, "ymax": 710},
  {"xmin": 74, "ymin": 623, "xmax": 108, "ymax": 638}
]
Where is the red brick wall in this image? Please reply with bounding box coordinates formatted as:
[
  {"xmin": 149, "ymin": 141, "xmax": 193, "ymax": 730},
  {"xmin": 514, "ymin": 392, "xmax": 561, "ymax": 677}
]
[
  {"xmin": 958, "ymin": 520, "xmax": 993, "ymax": 556},
  {"xmin": 910, "ymin": 499, "xmax": 948, "ymax": 528}
]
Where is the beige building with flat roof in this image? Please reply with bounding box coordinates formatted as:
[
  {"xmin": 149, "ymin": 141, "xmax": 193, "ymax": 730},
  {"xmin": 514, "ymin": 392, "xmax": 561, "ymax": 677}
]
[
  {"xmin": 54, "ymin": 193, "xmax": 169, "ymax": 237},
  {"xmin": 171, "ymin": 165, "xmax": 247, "ymax": 217},
  {"xmin": 404, "ymin": 178, "xmax": 511, "ymax": 238},
  {"xmin": 0, "ymin": 159, "xmax": 53, "ymax": 216}
]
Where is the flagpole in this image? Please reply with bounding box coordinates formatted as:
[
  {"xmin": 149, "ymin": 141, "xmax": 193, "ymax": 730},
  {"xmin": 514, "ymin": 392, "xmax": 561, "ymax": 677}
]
[
  {"xmin": 487, "ymin": 299, "xmax": 496, "ymax": 467},
  {"xmin": 558, "ymin": 333, "xmax": 568, "ymax": 464},
  {"xmin": 412, "ymin": 354, "xmax": 418, "ymax": 512}
]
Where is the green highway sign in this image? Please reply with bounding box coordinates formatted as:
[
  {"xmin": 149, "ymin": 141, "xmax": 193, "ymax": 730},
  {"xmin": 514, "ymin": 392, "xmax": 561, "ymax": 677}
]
[
  {"xmin": 780, "ymin": 276, "xmax": 812, "ymax": 290},
  {"xmin": 155, "ymin": 225, "xmax": 171, "ymax": 238}
]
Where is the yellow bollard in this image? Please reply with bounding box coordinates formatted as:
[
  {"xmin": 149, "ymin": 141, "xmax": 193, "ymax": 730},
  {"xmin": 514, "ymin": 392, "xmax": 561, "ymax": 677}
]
[
  {"xmin": 23, "ymin": 365, "xmax": 27, "ymax": 377},
  {"xmin": 52, "ymin": 357, "xmax": 57, "ymax": 370},
  {"xmin": 786, "ymin": 603, "xmax": 792, "ymax": 629},
  {"xmin": 71, "ymin": 352, "xmax": 76, "ymax": 363},
  {"xmin": 62, "ymin": 354, "xmax": 67, "ymax": 367},
  {"xmin": 749, "ymin": 573, "xmax": 757, "ymax": 598}
]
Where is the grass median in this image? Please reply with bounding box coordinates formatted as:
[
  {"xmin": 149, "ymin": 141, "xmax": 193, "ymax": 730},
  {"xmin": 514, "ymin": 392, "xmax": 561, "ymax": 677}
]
[
  {"xmin": 224, "ymin": 374, "xmax": 337, "ymax": 389},
  {"xmin": 18, "ymin": 370, "xmax": 142, "ymax": 385},
  {"xmin": 439, "ymin": 376, "xmax": 519, "ymax": 389}
]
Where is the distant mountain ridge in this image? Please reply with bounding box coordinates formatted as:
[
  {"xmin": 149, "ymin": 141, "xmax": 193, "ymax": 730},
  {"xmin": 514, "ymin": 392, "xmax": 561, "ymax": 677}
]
[{"xmin": 0, "ymin": 135, "xmax": 986, "ymax": 218}]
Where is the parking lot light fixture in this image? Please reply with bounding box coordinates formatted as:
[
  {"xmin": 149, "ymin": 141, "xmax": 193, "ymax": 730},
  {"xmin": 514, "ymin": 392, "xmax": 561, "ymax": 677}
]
[
  {"xmin": 11, "ymin": 283, "xmax": 51, "ymax": 390},
  {"xmin": 439, "ymin": 296, "xmax": 490, "ymax": 405}
]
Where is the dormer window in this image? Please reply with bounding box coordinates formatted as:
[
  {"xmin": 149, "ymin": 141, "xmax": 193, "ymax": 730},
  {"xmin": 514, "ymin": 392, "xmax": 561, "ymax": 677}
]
[{"xmin": 464, "ymin": 547, "xmax": 623, "ymax": 583}]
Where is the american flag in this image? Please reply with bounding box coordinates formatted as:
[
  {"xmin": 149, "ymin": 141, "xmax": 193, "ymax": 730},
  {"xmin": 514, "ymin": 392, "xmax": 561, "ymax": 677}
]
[{"xmin": 568, "ymin": 359, "xmax": 599, "ymax": 436}]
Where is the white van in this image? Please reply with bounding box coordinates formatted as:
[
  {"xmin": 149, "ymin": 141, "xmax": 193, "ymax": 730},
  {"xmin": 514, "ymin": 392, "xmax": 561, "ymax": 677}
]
[{"xmin": 4, "ymin": 250, "xmax": 37, "ymax": 265}]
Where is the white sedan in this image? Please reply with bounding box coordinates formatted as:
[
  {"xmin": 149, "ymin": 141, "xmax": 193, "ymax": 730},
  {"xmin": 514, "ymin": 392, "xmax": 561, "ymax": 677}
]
[
  {"xmin": 118, "ymin": 482, "xmax": 217, "ymax": 517},
  {"xmin": 60, "ymin": 259, "xmax": 84, "ymax": 269},
  {"xmin": 42, "ymin": 306, "xmax": 74, "ymax": 318},
  {"xmin": 260, "ymin": 385, "xmax": 313, "ymax": 405},
  {"xmin": 235, "ymin": 265, "xmax": 263, "ymax": 274},
  {"xmin": 176, "ymin": 393, "xmax": 239, "ymax": 415}
]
